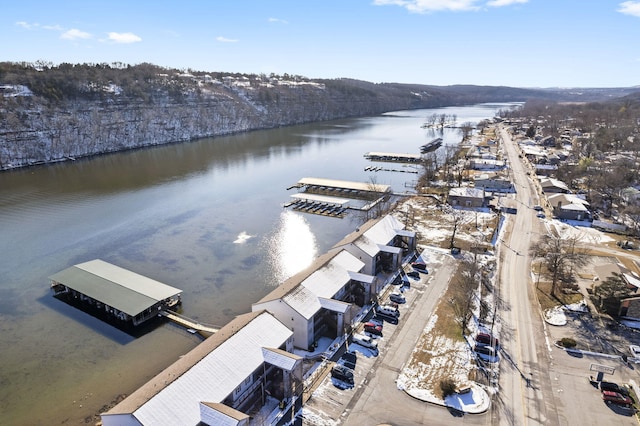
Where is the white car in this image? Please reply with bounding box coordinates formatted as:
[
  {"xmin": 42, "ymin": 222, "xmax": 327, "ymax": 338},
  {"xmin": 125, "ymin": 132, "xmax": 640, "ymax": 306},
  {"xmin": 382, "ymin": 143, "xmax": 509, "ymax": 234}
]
[
  {"xmin": 352, "ymin": 333, "xmax": 378, "ymax": 350},
  {"xmin": 630, "ymin": 345, "xmax": 640, "ymax": 358}
]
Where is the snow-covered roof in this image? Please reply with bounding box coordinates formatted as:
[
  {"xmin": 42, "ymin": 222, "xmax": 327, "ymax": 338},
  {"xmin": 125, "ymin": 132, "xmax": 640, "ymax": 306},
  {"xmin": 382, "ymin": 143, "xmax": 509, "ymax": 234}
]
[
  {"xmin": 302, "ymin": 250, "xmax": 364, "ymax": 298},
  {"xmin": 318, "ymin": 297, "xmax": 351, "ymax": 314},
  {"xmin": 283, "ymin": 284, "xmax": 322, "ymax": 320},
  {"xmin": 261, "ymin": 347, "xmax": 301, "ymax": 371},
  {"xmin": 123, "ymin": 311, "xmax": 292, "ymax": 426},
  {"xmin": 449, "ymin": 187, "xmax": 485, "ymax": 198}
]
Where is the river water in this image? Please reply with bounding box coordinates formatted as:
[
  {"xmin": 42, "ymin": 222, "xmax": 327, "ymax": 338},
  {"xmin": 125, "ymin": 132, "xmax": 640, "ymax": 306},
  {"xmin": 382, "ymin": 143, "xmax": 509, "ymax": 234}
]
[{"xmin": 0, "ymin": 103, "xmax": 516, "ymax": 424}]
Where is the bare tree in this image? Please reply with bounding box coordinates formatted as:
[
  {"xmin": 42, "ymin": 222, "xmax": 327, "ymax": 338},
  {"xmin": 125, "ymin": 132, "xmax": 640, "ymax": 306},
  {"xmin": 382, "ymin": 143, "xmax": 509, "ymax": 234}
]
[
  {"xmin": 530, "ymin": 234, "xmax": 589, "ymax": 297},
  {"xmin": 451, "ymin": 256, "xmax": 480, "ymax": 335}
]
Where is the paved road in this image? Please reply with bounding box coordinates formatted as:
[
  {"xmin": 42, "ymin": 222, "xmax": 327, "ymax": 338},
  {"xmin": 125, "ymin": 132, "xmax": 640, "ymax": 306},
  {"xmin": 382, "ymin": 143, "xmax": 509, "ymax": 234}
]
[
  {"xmin": 495, "ymin": 126, "xmax": 560, "ymax": 425},
  {"xmin": 497, "ymin": 126, "xmax": 638, "ymax": 426}
]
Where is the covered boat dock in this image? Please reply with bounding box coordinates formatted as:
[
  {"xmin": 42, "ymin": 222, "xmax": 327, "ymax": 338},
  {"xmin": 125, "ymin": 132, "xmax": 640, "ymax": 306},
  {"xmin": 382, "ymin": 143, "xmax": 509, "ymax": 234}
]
[
  {"xmin": 50, "ymin": 259, "xmax": 182, "ymax": 329},
  {"xmin": 364, "ymin": 152, "xmax": 422, "ymax": 163},
  {"xmin": 288, "ymin": 177, "xmax": 392, "ymax": 196}
]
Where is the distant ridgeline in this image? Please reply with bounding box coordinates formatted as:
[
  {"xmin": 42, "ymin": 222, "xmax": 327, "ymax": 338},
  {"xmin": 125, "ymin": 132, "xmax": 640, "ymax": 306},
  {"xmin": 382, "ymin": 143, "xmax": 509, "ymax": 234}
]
[{"xmin": 0, "ymin": 62, "xmax": 630, "ymax": 170}]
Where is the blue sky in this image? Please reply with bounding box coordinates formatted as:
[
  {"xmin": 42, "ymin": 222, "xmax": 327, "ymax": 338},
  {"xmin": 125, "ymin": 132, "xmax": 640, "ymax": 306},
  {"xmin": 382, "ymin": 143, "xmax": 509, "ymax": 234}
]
[{"xmin": 3, "ymin": 0, "xmax": 640, "ymax": 88}]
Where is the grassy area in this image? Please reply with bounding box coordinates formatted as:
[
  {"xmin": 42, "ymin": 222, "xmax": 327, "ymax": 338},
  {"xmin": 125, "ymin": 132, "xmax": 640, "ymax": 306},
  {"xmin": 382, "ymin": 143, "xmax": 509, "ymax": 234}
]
[{"xmin": 535, "ymin": 277, "xmax": 584, "ymax": 311}]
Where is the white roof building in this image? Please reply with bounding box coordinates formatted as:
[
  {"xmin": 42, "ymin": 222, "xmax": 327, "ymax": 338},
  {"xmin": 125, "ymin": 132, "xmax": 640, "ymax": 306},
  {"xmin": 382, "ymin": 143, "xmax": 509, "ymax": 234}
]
[{"xmin": 101, "ymin": 311, "xmax": 296, "ymax": 426}]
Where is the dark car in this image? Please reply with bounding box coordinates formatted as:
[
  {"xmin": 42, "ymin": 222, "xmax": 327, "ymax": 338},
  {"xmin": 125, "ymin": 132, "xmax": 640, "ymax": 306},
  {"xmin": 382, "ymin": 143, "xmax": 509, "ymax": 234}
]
[
  {"xmin": 600, "ymin": 381, "xmax": 630, "ymax": 396},
  {"xmin": 363, "ymin": 322, "xmax": 383, "ymax": 337},
  {"xmin": 411, "ymin": 262, "xmax": 428, "ymax": 273},
  {"xmin": 474, "ymin": 345, "xmax": 497, "ymax": 358},
  {"xmin": 476, "ymin": 332, "xmax": 499, "ymax": 348},
  {"xmin": 339, "ymin": 351, "xmax": 357, "ymax": 370},
  {"xmin": 331, "ymin": 364, "xmax": 354, "ymax": 384},
  {"xmin": 389, "ymin": 292, "xmax": 406, "ymax": 304},
  {"xmin": 406, "ymin": 270, "xmax": 420, "ymax": 280},
  {"xmin": 602, "ymin": 390, "xmax": 632, "ymax": 407}
]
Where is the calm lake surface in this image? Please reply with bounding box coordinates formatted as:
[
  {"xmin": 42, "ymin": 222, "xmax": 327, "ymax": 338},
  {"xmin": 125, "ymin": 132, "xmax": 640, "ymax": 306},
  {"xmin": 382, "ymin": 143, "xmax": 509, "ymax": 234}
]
[{"xmin": 0, "ymin": 103, "xmax": 516, "ymax": 424}]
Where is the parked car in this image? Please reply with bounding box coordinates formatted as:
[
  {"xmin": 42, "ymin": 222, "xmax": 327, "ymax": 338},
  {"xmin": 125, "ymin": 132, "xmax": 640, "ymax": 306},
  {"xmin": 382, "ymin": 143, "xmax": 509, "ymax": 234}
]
[
  {"xmin": 376, "ymin": 305, "xmax": 400, "ymax": 318},
  {"xmin": 406, "ymin": 270, "xmax": 420, "ymax": 280},
  {"xmin": 363, "ymin": 322, "xmax": 383, "ymax": 337},
  {"xmin": 474, "ymin": 345, "xmax": 496, "ymax": 358},
  {"xmin": 368, "ymin": 317, "xmax": 384, "ymax": 328},
  {"xmin": 389, "ymin": 292, "xmax": 406, "ymax": 304},
  {"xmin": 602, "ymin": 390, "xmax": 633, "ymax": 407},
  {"xmin": 476, "ymin": 332, "xmax": 499, "ymax": 348},
  {"xmin": 536, "ymin": 213, "xmax": 545, "ymax": 219},
  {"xmin": 373, "ymin": 312, "xmax": 398, "ymax": 324},
  {"xmin": 352, "ymin": 333, "xmax": 378, "ymax": 350},
  {"xmin": 331, "ymin": 364, "xmax": 354, "ymax": 384},
  {"xmin": 339, "ymin": 351, "xmax": 357, "ymax": 370},
  {"xmin": 630, "ymin": 344, "xmax": 640, "ymax": 358},
  {"xmin": 599, "ymin": 381, "xmax": 630, "ymax": 396},
  {"xmin": 411, "ymin": 262, "xmax": 428, "ymax": 273}
]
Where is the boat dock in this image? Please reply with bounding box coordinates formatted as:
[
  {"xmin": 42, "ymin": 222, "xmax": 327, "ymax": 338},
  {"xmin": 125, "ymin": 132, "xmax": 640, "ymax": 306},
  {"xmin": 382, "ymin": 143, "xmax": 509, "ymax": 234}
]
[
  {"xmin": 420, "ymin": 137, "xmax": 443, "ymax": 153},
  {"xmin": 159, "ymin": 310, "xmax": 219, "ymax": 338},
  {"xmin": 364, "ymin": 165, "xmax": 418, "ymax": 174},
  {"xmin": 364, "ymin": 151, "xmax": 422, "ymax": 163}
]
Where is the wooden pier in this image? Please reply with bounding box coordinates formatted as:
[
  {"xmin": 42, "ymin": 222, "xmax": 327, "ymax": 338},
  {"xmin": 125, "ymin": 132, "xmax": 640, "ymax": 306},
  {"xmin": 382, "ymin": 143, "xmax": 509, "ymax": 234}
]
[{"xmin": 159, "ymin": 310, "xmax": 219, "ymax": 338}]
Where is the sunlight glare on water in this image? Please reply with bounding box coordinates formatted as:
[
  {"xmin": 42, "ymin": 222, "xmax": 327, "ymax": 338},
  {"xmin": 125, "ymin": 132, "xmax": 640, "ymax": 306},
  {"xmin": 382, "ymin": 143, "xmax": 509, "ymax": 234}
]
[{"xmin": 268, "ymin": 210, "xmax": 318, "ymax": 283}]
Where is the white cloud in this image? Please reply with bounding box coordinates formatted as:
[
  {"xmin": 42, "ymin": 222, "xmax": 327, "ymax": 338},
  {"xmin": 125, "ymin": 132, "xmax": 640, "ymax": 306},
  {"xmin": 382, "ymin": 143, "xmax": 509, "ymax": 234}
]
[
  {"xmin": 618, "ymin": 1, "xmax": 640, "ymax": 17},
  {"xmin": 107, "ymin": 32, "xmax": 142, "ymax": 43},
  {"xmin": 373, "ymin": 0, "xmax": 527, "ymax": 12},
  {"xmin": 268, "ymin": 17, "xmax": 289, "ymax": 24},
  {"xmin": 216, "ymin": 36, "xmax": 238, "ymax": 42},
  {"xmin": 15, "ymin": 21, "xmax": 35, "ymax": 29},
  {"xmin": 61, "ymin": 28, "xmax": 92, "ymax": 40},
  {"xmin": 486, "ymin": 0, "xmax": 527, "ymax": 6},
  {"xmin": 42, "ymin": 24, "xmax": 64, "ymax": 31},
  {"xmin": 373, "ymin": 0, "xmax": 482, "ymax": 13}
]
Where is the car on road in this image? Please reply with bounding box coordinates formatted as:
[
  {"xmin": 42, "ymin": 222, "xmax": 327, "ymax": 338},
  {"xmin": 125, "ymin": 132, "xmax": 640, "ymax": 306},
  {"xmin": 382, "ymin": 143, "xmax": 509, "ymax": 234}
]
[
  {"xmin": 338, "ymin": 351, "xmax": 357, "ymax": 370},
  {"xmin": 331, "ymin": 364, "xmax": 354, "ymax": 384},
  {"xmin": 363, "ymin": 322, "xmax": 383, "ymax": 337},
  {"xmin": 630, "ymin": 344, "xmax": 640, "ymax": 358},
  {"xmin": 352, "ymin": 333, "xmax": 378, "ymax": 350},
  {"xmin": 602, "ymin": 390, "xmax": 633, "ymax": 407},
  {"xmin": 536, "ymin": 212, "xmax": 545, "ymax": 219},
  {"xmin": 389, "ymin": 292, "xmax": 406, "ymax": 304},
  {"xmin": 533, "ymin": 205, "xmax": 543, "ymax": 211},
  {"xmin": 599, "ymin": 381, "xmax": 630, "ymax": 396}
]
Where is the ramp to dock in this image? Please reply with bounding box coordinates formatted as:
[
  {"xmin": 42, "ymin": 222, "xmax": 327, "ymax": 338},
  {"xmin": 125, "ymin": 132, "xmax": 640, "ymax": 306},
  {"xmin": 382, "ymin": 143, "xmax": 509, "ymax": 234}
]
[{"xmin": 159, "ymin": 310, "xmax": 219, "ymax": 337}]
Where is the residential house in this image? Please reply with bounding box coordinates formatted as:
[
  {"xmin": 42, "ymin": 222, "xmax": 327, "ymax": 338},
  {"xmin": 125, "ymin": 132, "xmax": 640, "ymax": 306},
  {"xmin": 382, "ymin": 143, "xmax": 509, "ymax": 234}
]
[
  {"xmin": 473, "ymin": 172, "xmax": 514, "ymax": 193},
  {"xmin": 539, "ymin": 177, "xmax": 570, "ymax": 194},
  {"xmin": 547, "ymin": 193, "xmax": 591, "ymax": 221},
  {"xmin": 447, "ymin": 187, "xmax": 486, "ymax": 208}
]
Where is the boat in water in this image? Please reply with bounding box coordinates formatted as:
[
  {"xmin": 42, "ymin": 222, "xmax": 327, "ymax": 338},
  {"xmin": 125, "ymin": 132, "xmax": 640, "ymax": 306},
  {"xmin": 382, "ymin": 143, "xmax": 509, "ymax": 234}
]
[{"xmin": 420, "ymin": 137, "xmax": 443, "ymax": 153}]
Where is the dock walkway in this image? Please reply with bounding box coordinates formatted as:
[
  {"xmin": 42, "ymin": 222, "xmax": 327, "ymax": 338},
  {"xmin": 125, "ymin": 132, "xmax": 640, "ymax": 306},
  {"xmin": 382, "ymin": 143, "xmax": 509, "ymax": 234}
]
[{"xmin": 159, "ymin": 310, "xmax": 219, "ymax": 337}]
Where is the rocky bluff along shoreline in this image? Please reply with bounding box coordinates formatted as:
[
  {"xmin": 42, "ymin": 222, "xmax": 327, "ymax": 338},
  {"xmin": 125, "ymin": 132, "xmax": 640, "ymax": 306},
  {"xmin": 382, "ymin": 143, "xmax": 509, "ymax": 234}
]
[{"xmin": 1, "ymin": 67, "xmax": 590, "ymax": 171}]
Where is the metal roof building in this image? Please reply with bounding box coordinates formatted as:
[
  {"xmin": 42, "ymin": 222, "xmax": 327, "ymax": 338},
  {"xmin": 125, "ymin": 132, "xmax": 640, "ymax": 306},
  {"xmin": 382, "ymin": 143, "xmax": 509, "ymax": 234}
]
[
  {"xmin": 102, "ymin": 311, "xmax": 298, "ymax": 426},
  {"xmin": 49, "ymin": 259, "xmax": 182, "ymax": 327}
]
